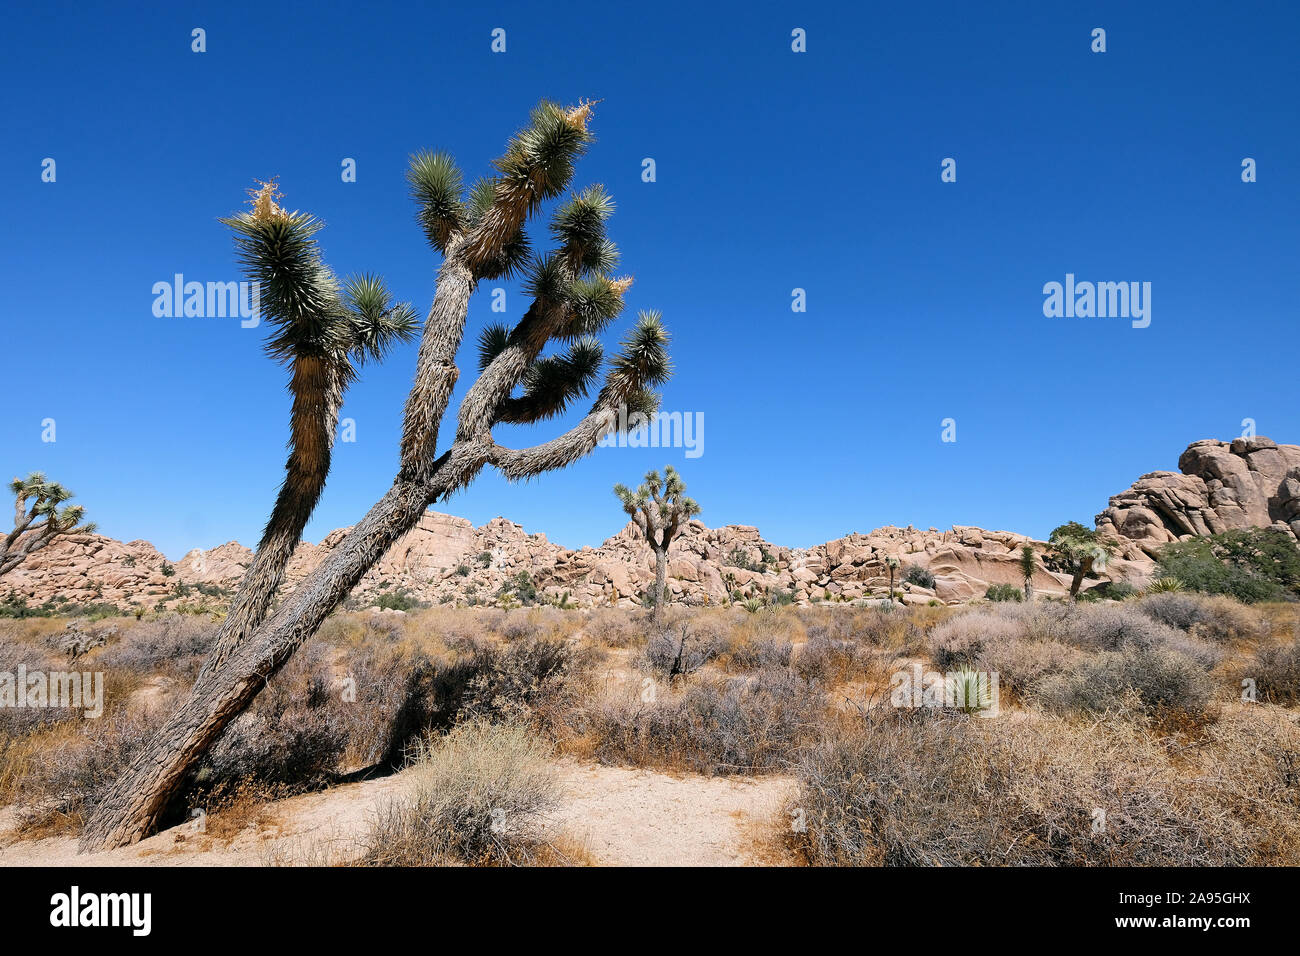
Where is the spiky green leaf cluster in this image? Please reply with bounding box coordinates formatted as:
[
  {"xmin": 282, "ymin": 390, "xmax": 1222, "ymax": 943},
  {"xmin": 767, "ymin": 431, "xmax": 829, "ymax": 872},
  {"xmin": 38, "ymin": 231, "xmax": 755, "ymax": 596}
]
[
  {"xmin": 407, "ymin": 151, "xmax": 467, "ymax": 252},
  {"xmin": 221, "ymin": 211, "xmax": 349, "ymax": 362},
  {"xmin": 551, "ymin": 184, "xmax": 617, "ymax": 276},
  {"xmin": 494, "ymin": 101, "xmax": 593, "ymax": 204},
  {"xmin": 10, "ymin": 472, "xmax": 92, "ymax": 532},
  {"xmin": 613, "ymin": 464, "xmax": 701, "ymax": 527},
  {"xmin": 601, "ymin": 310, "xmax": 672, "ymax": 408},
  {"xmin": 475, "ymin": 323, "xmax": 510, "ymax": 373},
  {"xmin": 342, "ymin": 274, "xmax": 420, "ymax": 366},
  {"xmin": 498, "ymin": 338, "xmax": 604, "ymax": 424}
]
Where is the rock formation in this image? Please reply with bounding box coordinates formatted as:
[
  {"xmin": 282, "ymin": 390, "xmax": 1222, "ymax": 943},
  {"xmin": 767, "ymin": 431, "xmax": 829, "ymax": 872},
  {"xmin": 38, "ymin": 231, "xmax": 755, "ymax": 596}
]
[
  {"xmin": 1097, "ymin": 437, "xmax": 1300, "ymax": 559},
  {"xmin": 6, "ymin": 437, "xmax": 1294, "ymax": 612}
]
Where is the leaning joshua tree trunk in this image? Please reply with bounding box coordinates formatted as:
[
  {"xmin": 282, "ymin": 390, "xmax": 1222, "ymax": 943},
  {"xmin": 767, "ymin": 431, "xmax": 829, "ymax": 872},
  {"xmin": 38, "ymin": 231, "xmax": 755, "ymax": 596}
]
[
  {"xmin": 82, "ymin": 100, "xmax": 674, "ymax": 851},
  {"xmin": 614, "ymin": 466, "xmax": 700, "ymax": 625}
]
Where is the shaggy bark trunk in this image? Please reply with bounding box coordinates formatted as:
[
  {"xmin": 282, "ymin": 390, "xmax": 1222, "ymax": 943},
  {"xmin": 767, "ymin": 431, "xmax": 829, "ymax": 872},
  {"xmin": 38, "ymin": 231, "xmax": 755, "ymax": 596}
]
[
  {"xmin": 197, "ymin": 357, "xmax": 343, "ymax": 686},
  {"xmin": 1068, "ymin": 557, "xmax": 1093, "ymax": 600},
  {"xmin": 650, "ymin": 546, "xmax": 670, "ymax": 629},
  {"xmin": 1024, "ymin": 577, "xmax": 1034, "ymax": 603},
  {"xmin": 79, "ymin": 476, "xmax": 445, "ymax": 851}
]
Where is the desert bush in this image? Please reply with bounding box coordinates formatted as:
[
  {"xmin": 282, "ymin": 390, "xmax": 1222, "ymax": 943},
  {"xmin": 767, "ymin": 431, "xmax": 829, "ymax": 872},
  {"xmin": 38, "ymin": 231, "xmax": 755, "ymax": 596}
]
[
  {"xmin": 794, "ymin": 632, "xmax": 873, "ymax": 684},
  {"xmin": 586, "ymin": 667, "xmax": 825, "ymax": 775},
  {"xmin": 978, "ymin": 638, "xmax": 1080, "ymax": 698},
  {"xmin": 1134, "ymin": 592, "xmax": 1208, "ymax": 631},
  {"xmin": 902, "ymin": 564, "xmax": 935, "ymax": 589},
  {"xmin": 725, "ymin": 636, "xmax": 793, "ymax": 671},
  {"xmin": 788, "ymin": 706, "xmax": 1293, "ymax": 866},
  {"xmin": 984, "ymin": 583, "xmax": 1022, "ymax": 603},
  {"xmin": 584, "ymin": 607, "xmax": 642, "ymax": 648},
  {"xmin": 1157, "ymin": 528, "xmax": 1300, "ymax": 603},
  {"xmin": 454, "ymin": 637, "xmax": 595, "ymax": 730},
  {"xmin": 360, "ymin": 721, "xmax": 561, "ymax": 866},
  {"xmin": 928, "ymin": 612, "xmax": 1009, "ymax": 670},
  {"xmin": 95, "ymin": 613, "xmax": 214, "ymax": 680},
  {"xmin": 1252, "ymin": 638, "xmax": 1300, "ymax": 706},
  {"xmin": 1038, "ymin": 645, "xmax": 1214, "ymax": 720},
  {"xmin": 16, "ymin": 707, "xmax": 165, "ymax": 831},
  {"xmin": 200, "ymin": 644, "xmax": 350, "ymax": 798},
  {"xmin": 637, "ymin": 623, "xmax": 727, "ymax": 679},
  {"xmin": 1135, "ymin": 592, "xmax": 1267, "ymax": 644},
  {"xmin": 1064, "ymin": 603, "xmax": 1221, "ymax": 669}
]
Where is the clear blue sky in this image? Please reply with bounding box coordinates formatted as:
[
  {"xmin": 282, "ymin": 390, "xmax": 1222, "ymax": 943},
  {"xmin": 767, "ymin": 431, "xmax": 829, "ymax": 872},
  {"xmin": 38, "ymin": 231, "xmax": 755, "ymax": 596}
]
[{"xmin": 2, "ymin": 1, "xmax": 1297, "ymax": 559}]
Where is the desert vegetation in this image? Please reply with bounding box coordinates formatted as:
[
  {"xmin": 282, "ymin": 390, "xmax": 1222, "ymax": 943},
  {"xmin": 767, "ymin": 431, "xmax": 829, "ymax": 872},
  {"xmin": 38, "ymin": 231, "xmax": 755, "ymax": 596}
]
[{"xmin": 3, "ymin": 582, "xmax": 1297, "ymax": 866}]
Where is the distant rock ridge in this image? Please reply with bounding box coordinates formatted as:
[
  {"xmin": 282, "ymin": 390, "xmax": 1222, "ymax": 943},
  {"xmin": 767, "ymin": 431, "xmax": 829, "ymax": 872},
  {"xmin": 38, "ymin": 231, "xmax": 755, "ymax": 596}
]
[{"xmin": 5, "ymin": 437, "xmax": 1294, "ymax": 610}]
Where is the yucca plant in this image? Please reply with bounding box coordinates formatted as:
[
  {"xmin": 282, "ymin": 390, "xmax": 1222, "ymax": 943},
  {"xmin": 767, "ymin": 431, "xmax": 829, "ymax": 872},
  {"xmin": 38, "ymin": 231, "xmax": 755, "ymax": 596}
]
[
  {"xmin": 1019, "ymin": 543, "xmax": 1036, "ymax": 602},
  {"xmin": 614, "ymin": 465, "xmax": 700, "ymax": 625},
  {"xmin": 0, "ymin": 473, "xmax": 97, "ymax": 577},
  {"xmin": 1146, "ymin": 576, "xmax": 1186, "ymax": 594},
  {"xmin": 84, "ymin": 100, "xmax": 673, "ymax": 851}
]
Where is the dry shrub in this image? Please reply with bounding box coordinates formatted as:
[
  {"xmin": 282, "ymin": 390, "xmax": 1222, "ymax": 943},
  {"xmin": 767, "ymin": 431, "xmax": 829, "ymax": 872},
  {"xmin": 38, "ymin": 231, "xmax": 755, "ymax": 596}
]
[
  {"xmin": 359, "ymin": 720, "xmax": 561, "ymax": 866},
  {"xmin": 94, "ymin": 613, "xmax": 214, "ymax": 680},
  {"xmin": 15, "ymin": 707, "xmax": 165, "ymax": 833},
  {"xmin": 1038, "ymin": 645, "xmax": 1215, "ymax": 721},
  {"xmin": 637, "ymin": 623, "xmax": 728, "ymax": 678},
  {"xmin": 584, "ymin": 667, "xmax": 826, "ymax": 775},
  {"xmin": 584, "ymin": 607, "xmax": 643, "ymax": 648},
  {"xmin": 1251, "ymin": 637, "xmax": 1300, "ymax": 705},
  {"xmin": 788, "ymin": 706, "xmax": 1299, "ymax": 866},
  {"xmin": 724, "ymin": 635, "xmax": 793, "ymax": 672},
  {"xmin": 794, "ymin": 632, "xmax": 871, "ymax": 685},
  {"xmin": 1135, "ymin": 592, "xmax": 1268, "ymax": 644},
  {"xmin": 454, "ymin": 637, "xmax": 596, "ymax": 730},
  {"xmin": 978, "ymin": 638, "xmax": 1081, "ymax": 698},
  {"xmin": 200, "ymin": 643, "xmax": 350, "ymax": 800}
]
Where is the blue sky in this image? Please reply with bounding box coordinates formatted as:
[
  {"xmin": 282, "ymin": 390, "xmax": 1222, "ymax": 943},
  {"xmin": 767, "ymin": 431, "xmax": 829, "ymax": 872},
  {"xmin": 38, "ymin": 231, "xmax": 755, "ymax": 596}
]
[{"xmin": 2, "ymin": 1, "xmax": 1297, "ymax": 559}]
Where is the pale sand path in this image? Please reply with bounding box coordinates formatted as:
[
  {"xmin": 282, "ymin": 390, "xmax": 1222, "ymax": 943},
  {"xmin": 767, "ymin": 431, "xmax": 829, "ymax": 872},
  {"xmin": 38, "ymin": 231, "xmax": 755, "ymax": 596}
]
[{"xmin": 0, "ymin": 761, "xmax": 795, "ymax": 867}]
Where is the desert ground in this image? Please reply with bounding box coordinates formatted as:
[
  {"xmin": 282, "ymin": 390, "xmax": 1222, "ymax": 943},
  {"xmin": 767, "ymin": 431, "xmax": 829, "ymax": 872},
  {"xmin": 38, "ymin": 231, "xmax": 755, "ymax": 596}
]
[{"xmin": 3, "ymin": 596, "xmax": 1298, "ymax": 866}]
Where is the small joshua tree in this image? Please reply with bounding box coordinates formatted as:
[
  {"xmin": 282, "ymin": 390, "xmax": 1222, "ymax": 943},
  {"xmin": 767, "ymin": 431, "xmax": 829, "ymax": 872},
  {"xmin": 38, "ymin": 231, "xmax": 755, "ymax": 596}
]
[
  {"xmin": 614, "ymin": 465, "xmax": 700, "ymax": 625},
  {"xmin": 1, "ymin": 473, "xmax": 96, "ymax": 578},
  {"xmin": 1019, "ymin": 543, "xmax": 1036, "ymax": 602},
  {"xmin": 883, "ymin": 555, "xmax": 901, "ymax": 603},
  {"xmin": 1047, "ymin": 521, "xmax": 1118, "ymax": 600}
]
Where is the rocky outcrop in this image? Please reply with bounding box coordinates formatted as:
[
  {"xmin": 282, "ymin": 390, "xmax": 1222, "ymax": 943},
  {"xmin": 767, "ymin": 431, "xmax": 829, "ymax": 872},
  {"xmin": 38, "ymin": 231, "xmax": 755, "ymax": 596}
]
[
  {"xmin": 7, "ymin": 437, "xmax": 1294, "ymax": 612},
  {"xmin": 1097, "ymin": 437, "xmax": 1300, "ymax": 559},
  {"xmin": 1, "ymin": 515, "xmax": 1077, "ymax": 610}
]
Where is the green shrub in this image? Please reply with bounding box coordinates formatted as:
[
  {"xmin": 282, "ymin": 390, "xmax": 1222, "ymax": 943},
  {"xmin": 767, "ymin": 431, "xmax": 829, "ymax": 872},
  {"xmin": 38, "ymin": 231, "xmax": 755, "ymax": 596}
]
[
  {"xmin": 985, "ymin": 583, "xmax": 1023, "ymax": 603},
  {"xmin": 1156, "ymin": 529, "xmax": 1300, "ymax": 603},
  {"xmin": 903, "ymin": 564, "xmax": 936, "ymax": 589}
]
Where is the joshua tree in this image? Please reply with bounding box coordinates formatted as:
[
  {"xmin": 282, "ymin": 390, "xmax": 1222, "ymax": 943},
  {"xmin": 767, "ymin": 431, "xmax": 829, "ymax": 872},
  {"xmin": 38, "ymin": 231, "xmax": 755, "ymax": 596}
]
[
  {"xmin": 883, "ymin": 555, "xmax": 901, "ymax": 603},
  {"xmin": 1, "ymin": 473, "xmax": 96, "ymax": 578},
  {"xmin": 614, "ymin": 465, "xmax": 700, "ymax": 624},
  {"xmin": 196, "ymin": 183, "xmax": 419, "ymax": 687},
  {"xmin": 82, "ymin": 100, "xmax": 671, "ymax": 851},
  {"xmin": 1019, "ymin": 543, "xmax": 1036, "ymax": 602},
  {"xmin": 1047, "ymin": 521, "xmax": 1117, "ymax": 600}
]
